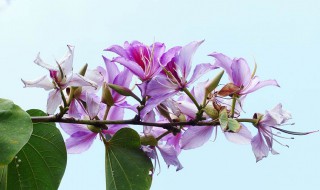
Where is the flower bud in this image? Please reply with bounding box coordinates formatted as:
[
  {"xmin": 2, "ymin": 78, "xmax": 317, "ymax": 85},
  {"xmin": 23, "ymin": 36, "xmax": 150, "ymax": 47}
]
[
  {"xmin": 140, "ymin": 135, "xmax": 158, "ymax": 146},
  {"xmin": 157, "ymin": 104, "xmax": 172, "ymax": 122},
  {"xmin": 203, "ymin": 104, "xmax": 219, "ymax": 119},
  {"xmin": 87, "ymin": 125, "xmax": 101, "ymax": 133},
  {"xmin": 79, "ymin": 63, "xmax": 88, "ymax": 76},
  {"xmin": 205, "ymin": 70, "xmax": 224, "ymax": 94},
  {"xmin": 108, "ymin": 83, "xmax": 142, "ymax": 103},
  {"xmin": 101, "ymin": 82, "xmax": 114, "ymax": 106}
]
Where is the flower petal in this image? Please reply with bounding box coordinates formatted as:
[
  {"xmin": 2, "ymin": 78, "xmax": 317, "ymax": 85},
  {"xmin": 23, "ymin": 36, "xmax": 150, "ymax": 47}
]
[
  {"xmin": 102, "ymin": 56, "xmax": 120, "ymax": 83},
  {"xmin": 113, "ymin": 57, "xmax": 145, "ymax": 80},
  {"xmin": 34, "ymin": 53, "xmax": 57, "ymax": 71},
  {"xmin": 240, "ymin": 76, "xmax": 279, "ymax": 95},
  {"xmin": 143, "ymin": 110, "xmax": 156, "ymax": 135},
  {"xmin": 251, "ymin": 131, "xmax": 269, "ymax": 162},
  {"xmin": 47, "ymin": 90, "xmax": 62, "ymax": 114},
  {"xmin": 176, "ymin": 100, "xmax": 198, "ymax": 119},
  {"xmin": 104, "ymin": 45, "xmax": 129, "ymax": 58},
  {"xmin": 176, "ymin": 40, "xmax": 204, "ymax": 80},
  {"xmin": 160, "ymin": 46, "xmax": 181, "ymax": 66},
  {"xmin": 86, "ymin": 93, "xmax": 100, "ymax": 119},
  {"xmin": 65, "ymin": 131, "xmax": 97, "ymax": 154},
  {"xmin": 231, "ymin": 58, "xmax": 251, "ymax": 87},
  {"xmin": 157, "ymin": 144, "xmax": 183, "ymax": 171},
  {"xmin": 209, "ymin": 52, "xmax": 233, "ymax": 79},
  {"xmin": 68, "ymin": 99, "xmax": 85, "ymax": 118},
  {"xmin": 59, "ymin": 45, "xmax": 74, "ymax": 76},
  {"xmin": 66, "ymin": 73, "xmax": 98, "ymax": 89},
  {"xmin": 59, "ymin": 123, "xmax": 88, "ymax": 136},
  {"xmin": 181, "ymin": 126, "xmax": 214, "ymax": 150},
  {"xmin": 224, "ymin": 124, "xmax": 252, "ymax": 144},
  {"xmin": 188, "ymin": 63, "xmax": 216, "ymax": 85},
  {"xmin": 21, "ymin": 75, "xmax": 54, "ymax": 90}
]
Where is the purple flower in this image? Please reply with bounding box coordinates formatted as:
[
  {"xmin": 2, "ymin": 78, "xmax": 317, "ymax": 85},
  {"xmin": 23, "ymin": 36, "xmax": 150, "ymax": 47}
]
[
  {"xmin": 177, "ymin": 82, "xmax": 252, "ymax": 149},
  {"xmin": 60, "ymin": 100, "xmax": 125, "ymax": 154},
  {"xmin": 21, "ymin": 45, "xmax": 97, "ymax": 114},
  {"xmin": 105, "ymin": 41, "xmax": 165, "ymax": 81},
  {"xmin": 251, "ymin": 104, "xmax": 313, "ymax": 162},
  {"xmin": 143, "ymin": 127, "xmax": 183, "ymax": 171},
  {"xmin": 209, "ymin": 53, "xmax": 279, "ymax": 95},
  {"xmin": 141, "ymin": 41, "xmax": 216, "ymax": 117}
]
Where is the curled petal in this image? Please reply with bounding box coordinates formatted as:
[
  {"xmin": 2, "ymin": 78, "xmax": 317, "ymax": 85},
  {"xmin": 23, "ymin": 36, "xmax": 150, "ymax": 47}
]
[
  {"xmin": 66, "ymin": 73, "xmax": 98, "ymax": 89},
  {"xmin": 181, "ymin": 126, "xmax": 214, "ymax": 150},
  {"xmin": 240, "ymin": 76, "xmax": 279, "ymax": 95},
  {"xmin": 157, "ymin": 144, "xmax": 183, "ymax": 171},
  {"xmin": 59, "ymin": 45, "xmax": 75, "ymax": 76},
  {"xmin": 34, "ymin": 53, "xmax": 57, "ymax": 71},
  {"xmin": 251, "ymin": 132, "xmax": 269, "ymax": 162},
  {"xmin": 21, "ymin": 75, "xmax": 54, "ymax": 90},
  {"xmin": 143, "ymin": 110, "xmax": 156, "ymax": 135},
  {"xmin": 209, "ymin": 52, "xmax": 233, "ymax": 79},
  {"xmin": 188, "ymin": 63, "xmax": 216, "ymax": 85},
  {"xmin": 104, "ymin": 45, "xmax": 129, "ymax": 58},
  {"xmin": 47, "ymin": 90, "xmax": 62, "ymax": 114},
  {"xmin": 160, "ymin": 46, "xmax": 181, "ymax": 66}
]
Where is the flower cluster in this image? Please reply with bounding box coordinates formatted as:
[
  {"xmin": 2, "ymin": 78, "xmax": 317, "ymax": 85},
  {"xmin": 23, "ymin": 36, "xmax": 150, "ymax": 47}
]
[{"xmin": 22, "ymin": 41, "xmax": 313, "ymax": 171}]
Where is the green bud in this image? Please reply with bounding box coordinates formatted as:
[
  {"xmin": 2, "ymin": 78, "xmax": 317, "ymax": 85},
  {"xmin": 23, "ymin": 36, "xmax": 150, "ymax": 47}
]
[
  {"xmin": 108, "ymin": 83, "xmax": 142, "ymax": 103},
  {"xmin": 79, "ymin": 63, "xmax": 88, "ymax": 76},
  {"xmin": 87, "ymin": 125, "xmax": 101, "ymax": 133},
  {"xmin": 101, "ymin": 82, "xmax": 114, "ymax": 106},
  {"xmin": 203, "ymin": 104, "xmax": 219, "ymax": 119},
  {"xmin": 157, "ymin": 104, "xmax": 172, "ymax": 122},
  {"xmin": 205, "ymin": 70, "xmax": 224, "ymax": 94},
  {"xmin": 140, "ymin": 135, "xmax": 158, "ymax": 146}
]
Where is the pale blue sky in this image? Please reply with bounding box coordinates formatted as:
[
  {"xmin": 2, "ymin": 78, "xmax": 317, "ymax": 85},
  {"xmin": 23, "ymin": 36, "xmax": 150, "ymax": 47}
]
[{"xmin": 1, "ymin": 0, "xmax": 320, "ymax": 190}]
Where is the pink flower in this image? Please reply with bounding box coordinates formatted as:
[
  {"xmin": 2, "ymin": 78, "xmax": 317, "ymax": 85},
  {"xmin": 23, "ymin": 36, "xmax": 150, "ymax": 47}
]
[
  {"xmin": 209, "ymin": 53, "xmax": 279, "ymax": 95},
  {"xmin": 141, "ymin": 41, "xmax": 216, "ymax": 117},
  {"xmin": 251, "ymin": 104, "xmax": 314, "ymax": 162}
]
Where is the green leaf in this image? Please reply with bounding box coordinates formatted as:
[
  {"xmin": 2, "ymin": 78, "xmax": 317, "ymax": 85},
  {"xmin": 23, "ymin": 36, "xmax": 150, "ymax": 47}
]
[
  {"xmin": 0, "ymin": 165, "xmax": 8, "ymax": 190},
  {"xmin": 0, "ymin": 99, "xmax": 33, "ymax": 165},
  {"xmin": 227, "ymin": 118, "xmax": 241, "ymax": 133},
  {"xmin": 105, "ymin": 128, "xmax": 153, "ymax": 190},
  {"xmin": 219, "ymin": 108, "xmax": 228, "ymax": 131},
  {"xmin": 5, "ymin": 109, "xmax": 67, "ymax": 190}
]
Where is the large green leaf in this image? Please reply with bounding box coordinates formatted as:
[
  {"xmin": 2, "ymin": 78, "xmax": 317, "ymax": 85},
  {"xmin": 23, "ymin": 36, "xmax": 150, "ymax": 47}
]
[
  {"xmin": 105, "ymin": 128, "xmax": 153, "ymax": 190},
  {"xmin": 0, "ymin": 165, "xmax": 7, "ymax": 189},
  {"xmin": 5, "ymin": 109, "xmax": 67, "ymax": 190},
  {"xmin": 0, "ymin": 99, "xmax": 33, "ymax": 165}
]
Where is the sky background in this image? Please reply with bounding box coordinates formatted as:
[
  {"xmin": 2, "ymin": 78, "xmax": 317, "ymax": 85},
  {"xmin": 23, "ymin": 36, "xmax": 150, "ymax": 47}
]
[{"xmin": 1, "ymin": 0, "xmax": 320, "ymax": 189}]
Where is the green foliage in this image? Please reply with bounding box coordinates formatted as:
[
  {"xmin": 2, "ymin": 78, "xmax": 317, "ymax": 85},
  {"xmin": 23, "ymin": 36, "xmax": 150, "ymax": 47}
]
[
  {"xmin": 1, "ymin": 109, "xmax": 67, "ymax": 190},
  {"xmin": 0, "ymin": 99, "xmax": 33, "ymax": 165},
  {"xmin": 105, "ymin": 128, "xmax": 153, "ymax": 190},
  {"xmin": 219, "ymin": 108, "xmax": 228, "ymax": 131}
]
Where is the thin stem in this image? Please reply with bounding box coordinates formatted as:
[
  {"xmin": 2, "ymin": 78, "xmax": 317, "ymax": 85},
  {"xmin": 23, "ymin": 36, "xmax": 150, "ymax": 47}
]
[
  {"xmin": 236, "ymin": 118, "xmax": 257, "ymax": 124},
  {"xmin": 183, "ymin": 88, "xmax": 201, "ymax": 110},
  {"xmin": 230, "ymin": 94, "xmax": 237, "ymax": 118},
  {"xmin": 156, "ymin": 131, "xmax": 172, "ymax": 141},
  {"xmin": 103, "ymin": 105, "xmax": 111, "ymax": 120}
]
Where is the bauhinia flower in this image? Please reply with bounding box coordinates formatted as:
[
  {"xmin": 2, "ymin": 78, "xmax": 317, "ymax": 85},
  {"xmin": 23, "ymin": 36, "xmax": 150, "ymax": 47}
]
[
  {"xmin": 251, "ymin": 104, "xmax": 314, "ymax": 162},
  {"xmin": 209, "ymin": 53, "xmax": 279, "ymax": 95},
  {"xmin": 177, "ymin": 82, "xmax": 252, "ymax": 149},
  {"xmin": 141, "ymin": 41, "xmax": 216, "ymax": 117},
  {"xmin": 21, "ymin": 45, "xmax": 97, "ymax": 114},
  {"xmin": 60, "ymin": 95, "xmax": 126, "ymax": 154},
  {"xmin": 105, "ymin": 41, "xmax": 165, "ymax": 82}
]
